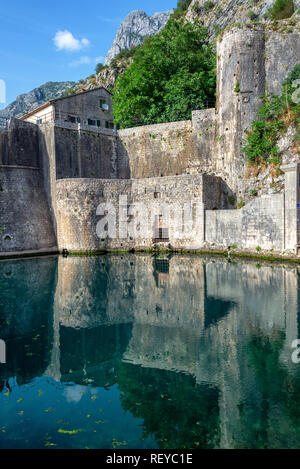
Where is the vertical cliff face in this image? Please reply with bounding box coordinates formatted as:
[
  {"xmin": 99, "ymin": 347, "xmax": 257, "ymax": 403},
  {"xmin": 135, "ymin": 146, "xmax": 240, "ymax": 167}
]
[
  {"xmin": 104, "ymin": 10, "xmax": 173, "ymax": 66},
  {"xmin": 185, "ymin": 0, "xmax": 278, "ymax": 31}
]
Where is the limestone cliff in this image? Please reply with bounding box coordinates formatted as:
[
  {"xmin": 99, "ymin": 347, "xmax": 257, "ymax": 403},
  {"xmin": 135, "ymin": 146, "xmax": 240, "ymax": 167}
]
[
  {"xmin": 75, "ymin": 57, "xmax": 131, "ymax": 93},
  {"xmin": 0, "ymin": 81, "xmax": 76, "ymax": 119},
  {"xmin": 104, "ymin": 10, "xmax": 173, "ymax": 66},
  {"xmin": 185, "ymin": 0, "xmax": 297, "ymax": 34}
]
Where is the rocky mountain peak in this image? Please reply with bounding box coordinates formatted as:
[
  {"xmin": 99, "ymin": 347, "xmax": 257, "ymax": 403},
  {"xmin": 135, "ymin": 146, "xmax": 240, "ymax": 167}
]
[{"xmin": 104, "ymin": 9, "xmax": 173, "ymax": 65}]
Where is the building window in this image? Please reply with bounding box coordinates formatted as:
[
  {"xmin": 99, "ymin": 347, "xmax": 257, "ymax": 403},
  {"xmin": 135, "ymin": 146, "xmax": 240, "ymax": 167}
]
[
  {"xmin": 105, "ymin": 121, "xmax": 114, "ymax": 129},
  {"xmin": 100, "ymin": 99, "xmax": 109, "ymax": 111},
  {"xmin": 155, "ymin": 228, "xmax": 169, "ymax": 242},
  {"xmin": 88, "ymin": 119, "xmax": 96, "ymax": 126},
  {"xmin": 97, "ymin": 120, "xmax": 101, "ymax": 127},
  {"xmin": 154, "ymin": 215, "xmax": 169, "ymax": 242},
  {"xmin": 36, "ymin": 118, "xmax": 43, "ymax": 125},
  {"xmin": 68, "ymin": 115, "xmax": 76, "ymax": 124}
]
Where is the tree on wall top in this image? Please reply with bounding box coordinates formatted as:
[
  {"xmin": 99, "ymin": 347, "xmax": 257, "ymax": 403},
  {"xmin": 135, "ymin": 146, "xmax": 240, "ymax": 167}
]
[{"xmin": 112, "ymin": 17, "xmax": 216, "ymax": 129}]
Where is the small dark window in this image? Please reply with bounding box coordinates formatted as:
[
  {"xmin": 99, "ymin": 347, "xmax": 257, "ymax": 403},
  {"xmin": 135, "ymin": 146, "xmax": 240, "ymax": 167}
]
[
  {"xmin": 105, "ymin": 121, "xmax": 114, "ymax": 129},
  {"xmin": 68, "ymin": 115, "xmax": 76, "ymax": 123},
  {"xmin": 100, "ymin": 99, "xmax": 107, "ymax": 108},
  {"xmin": 88, "ymin": 119, "xmax": 96, "ymax": 126},
  {"xmin": 97, "ymin": 120, "xmax": 101, "ymax": 127},
  {"xmin": 156, "ymin": 228, "xmax": 169, "ymax": 241},
  {"xmin": 36, "ymin": 118, "xmax": 42, "ymax": 125}
]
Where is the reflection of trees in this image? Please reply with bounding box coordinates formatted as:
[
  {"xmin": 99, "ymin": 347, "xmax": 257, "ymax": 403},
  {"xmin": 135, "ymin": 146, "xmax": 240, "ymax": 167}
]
[
  {"xmin": 117, "ymin": 362, "xmax": 220, "ymax": 449},
  {"xmin": 0, "ymin": 257, "xmax": 56, "ymax": 386},
  {"xmin": 59, "ymin": 324, "xmax": 132, "ymax": 387},
  {"xmin": 240, "ymin": 326, "xmax": 300, "ymax": 448}
]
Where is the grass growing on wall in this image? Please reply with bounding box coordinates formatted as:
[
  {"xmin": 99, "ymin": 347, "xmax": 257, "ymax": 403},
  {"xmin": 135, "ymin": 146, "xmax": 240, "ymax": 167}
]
[{"xmin": 243, "ymin": 64, "xmax": 300, "ymax": 166}]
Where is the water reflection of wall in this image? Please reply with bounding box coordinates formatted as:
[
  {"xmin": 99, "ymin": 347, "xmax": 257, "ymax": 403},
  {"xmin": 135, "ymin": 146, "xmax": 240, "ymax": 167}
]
[
  {"xmin": 1, "ymin": 254, "xmax": 300, "ymax": 448},
  {"xmin": 55, "ymin": 256, "xmax": 135, "ymax": 328},
  {"xmin": 0, "ymin": 257, "xmax": 57, "ymax": 384},
  {"xmin": 52, "ymin": 256, "xmax": 300, "ymax": 378},
  {"xmin": 59, "ymin": 323, "xmax": 132, "ymax": 387}
]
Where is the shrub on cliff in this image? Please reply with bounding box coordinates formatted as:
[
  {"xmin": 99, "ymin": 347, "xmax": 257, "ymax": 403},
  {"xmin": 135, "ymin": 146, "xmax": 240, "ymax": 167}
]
[
  {"xmin": 243, "ymin": 64, "xmax": 300, "ymax": 165},
  {"xmin": 112, "ymin": 18, "xmax": 216, "ymax": 128},
  {"xmin": 173, "ymin": 0, "xmax": 193, "ymax": 18},
  {"xmin": 266, "ymin": 0, "xmax": 295, "ymax": 20}
]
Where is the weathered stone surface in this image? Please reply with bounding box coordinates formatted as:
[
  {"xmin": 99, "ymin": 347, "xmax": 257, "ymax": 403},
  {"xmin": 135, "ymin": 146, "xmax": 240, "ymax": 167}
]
[
  {"xmin": 0, "ymin": 167, "xmax": 57, "ymax": 253},
  {"xmin": 55, "ymin": 174, "xmax": 230, "ymax": 252},
  {"xmin": 118, "ymin": 121, "xmax": 198, "ymax": 178},
  {"xmin": 205, "ymin": 193, "xmax": 285, "ymax": 250},
  {"xmin": 0, "ymin": 119, "xmax": 40, "ymax": 167}
]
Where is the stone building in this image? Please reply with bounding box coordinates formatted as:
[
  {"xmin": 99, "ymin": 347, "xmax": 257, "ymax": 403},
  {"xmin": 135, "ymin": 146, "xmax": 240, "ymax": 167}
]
[{"xmin": 21, "ymin": 87, "xmax": 115, "ymax": 130}]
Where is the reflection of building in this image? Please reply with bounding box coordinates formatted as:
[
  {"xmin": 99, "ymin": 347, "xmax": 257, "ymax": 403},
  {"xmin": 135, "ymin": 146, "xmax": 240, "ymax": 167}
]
[
  {"xmin": 0, "ymin": 257, "xmax": 56, "ymax": 385},
  {"xmin": 1, "ymin": 254, "xmax": 300, "ymax": 448},
  {"xmin": 58, "ymin": 324, "xmax": 132, "ymax": 387},
  {"xmin": 153, "ymin": 257, "xmax": 170, "ymax": 288}
]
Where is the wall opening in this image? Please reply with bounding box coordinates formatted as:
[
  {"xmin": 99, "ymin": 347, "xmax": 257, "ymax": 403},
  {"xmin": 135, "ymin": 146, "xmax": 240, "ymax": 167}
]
[{"xmin": 154, "ymin": 215, "xmax": 169, "ymax": 242}]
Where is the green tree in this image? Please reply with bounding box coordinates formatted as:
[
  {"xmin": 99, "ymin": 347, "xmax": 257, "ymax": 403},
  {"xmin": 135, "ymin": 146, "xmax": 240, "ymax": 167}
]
[
  {"xmin": 267, "ymin": 0, "xmax": 294, "ymax": 20},
  {"xmin": 174, "ymin": 0, "xmax": 193, "ymax": 18},
  {"xmin": 112, "ymin": 18, "xmax": 216, "ymax": 128},
  {"xmin": 95, "ymin": 63, "xmax": 105, "ymax": 74},
  {"xmin": 243, "ymin": 64, "xmax": 300, "ymax": 165}
]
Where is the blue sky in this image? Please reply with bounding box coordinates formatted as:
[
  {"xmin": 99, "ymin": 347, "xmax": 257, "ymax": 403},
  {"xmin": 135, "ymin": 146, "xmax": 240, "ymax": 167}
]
[{"xmin": 0, "ymin": 0, "xmax": 175, "ymax": 109}]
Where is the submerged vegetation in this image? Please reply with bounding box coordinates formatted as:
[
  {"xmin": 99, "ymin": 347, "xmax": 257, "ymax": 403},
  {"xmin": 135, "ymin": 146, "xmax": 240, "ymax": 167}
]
[
  {"xmin": 112, "ymin": 17, "xmax": 216, "ymax": 128},
  {"xmin": 243, "ymin": 64, "xmax": 300, "ymax": 165}
]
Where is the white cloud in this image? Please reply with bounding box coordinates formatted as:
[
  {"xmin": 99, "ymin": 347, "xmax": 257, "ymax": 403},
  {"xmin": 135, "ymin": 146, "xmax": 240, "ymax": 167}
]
[
  {"xmin": 54, "ymin": 30, "xmax": 90, "ymax": 52},
  {"xmin": 69, "ymin": 55, "xmax": 106, "ymax": 68},
  {"xmin": 69, "ymin": 56, "xmax": 92, "ymax": 67},
  {"xmin": 94, "ymin": 56, "xmax": 105, "ymax": 64},
  {"xmin": 64, "ymin": 385, "xmax": 87, "ymax": 403}
]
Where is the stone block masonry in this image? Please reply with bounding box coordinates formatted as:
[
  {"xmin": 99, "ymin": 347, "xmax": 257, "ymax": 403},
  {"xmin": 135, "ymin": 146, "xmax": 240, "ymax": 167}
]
[
  {"xmin": 0, "ymin": 167, "xmax": 57, "ymax": 253},
  {"xmin": 0, "ymin": 119, "xmax": 40, "ymax": 167},
  {"xmin": 205, "ymin": 193, "xmax": 285, "ymax": 251},
  {"xmin": 118, "ymin": 121, "xmax": 199, "ymax": 179},
  {"xmin": 55, "ymin": 174, "xmax": 230, "ymax": 253}
]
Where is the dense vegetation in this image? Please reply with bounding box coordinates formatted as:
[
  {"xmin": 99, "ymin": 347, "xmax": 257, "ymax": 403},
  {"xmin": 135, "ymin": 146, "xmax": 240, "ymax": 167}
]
[
  {"xmin": 243, "ymin": 65, "xmax": 300, "ymax": 165},
  {"xmin": 266, "ymin": 0, "xmax": 295, "ymax": 20},
  {"xmin": 173, "ymin": 0, "xmax": 193, "ymax": 18},
  {"xmin": 112, "ymin": 17, "xmax": 216, "ymax": 128}
]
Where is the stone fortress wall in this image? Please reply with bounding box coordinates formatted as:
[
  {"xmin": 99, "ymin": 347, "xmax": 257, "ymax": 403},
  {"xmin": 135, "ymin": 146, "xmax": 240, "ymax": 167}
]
[
  {"xmin": 1, "ymin": 24, "xmax": 300, "ymax": 256},
  {"xmin": 119, "ymin": 27, "xmax": 300, "ymax": 198},
  {"xmin": 0, "ymin": 120, "xmax": 56, "ymax": 254}
]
